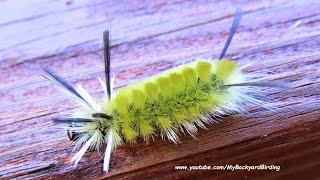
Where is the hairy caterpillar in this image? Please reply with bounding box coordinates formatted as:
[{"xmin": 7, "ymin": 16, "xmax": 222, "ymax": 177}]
[{"xmin": 43, "ymin": 10, "xmax": 284, "ymax": 173}]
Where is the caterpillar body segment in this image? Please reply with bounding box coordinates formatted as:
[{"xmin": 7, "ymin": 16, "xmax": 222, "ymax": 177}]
[{"xmin": 108, "ymin": 59, "xmax": 243, "ymax": 145}]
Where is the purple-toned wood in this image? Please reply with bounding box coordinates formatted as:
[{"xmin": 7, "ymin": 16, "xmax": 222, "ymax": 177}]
[{"xmin": 0, "ymin": 0, "xmax": 319, "ymax": 179}]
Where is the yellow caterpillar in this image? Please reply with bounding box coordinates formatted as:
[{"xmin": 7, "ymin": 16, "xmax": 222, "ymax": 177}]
[
  {"xmin": 109, "ymin": 59, "xmax": 241, "ymax": 144},
  {"xmin": 43, "ymin": 10, "xmax": 284, "ymax": 173}
]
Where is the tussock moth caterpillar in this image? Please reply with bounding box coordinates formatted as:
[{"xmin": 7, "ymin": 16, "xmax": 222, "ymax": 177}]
[{"xmin": 43, "ymin": 10, "xmax": 285, "ymax": 173}]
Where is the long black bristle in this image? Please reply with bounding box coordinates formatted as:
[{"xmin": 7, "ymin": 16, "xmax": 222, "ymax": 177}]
[
  {"xmin": 92, "ymin": 113, "xmax": 112, "ymax": 119},
  {"xmin": 42, "ymin": 66, "xmax": 91, "ymax": 107},
  {"xmin": 224, "ymin": 81, "xmax": 290, "ymax": 88},
  {"xmin": 218, "ymin": 9, "xmax": 242, "ymax": 60},
  {"xmin": 103, "ymin": 31, "xmax": 111, "ymax": 99},
  {"xmin": 53, "ymin": 117, "xmax": 94, "ymax": 123}
]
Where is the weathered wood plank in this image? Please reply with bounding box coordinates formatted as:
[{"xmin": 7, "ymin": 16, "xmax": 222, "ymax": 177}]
[
  {"xmin": 0, "ymin": 0, "xmax": 319, "ymax": 179},
  {"xmin": 1, "ymin": 0, "xmax": 314, "ymax": 66}
]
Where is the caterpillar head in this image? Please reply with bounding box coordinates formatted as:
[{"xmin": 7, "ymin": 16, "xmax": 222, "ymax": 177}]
[
  {"xmin": 67, "ymin": 125, "xmax": 78, "ymax": 141},
  {"xmin": 64, "ymin": 112, "xmax": 112, "ymax": 141}
]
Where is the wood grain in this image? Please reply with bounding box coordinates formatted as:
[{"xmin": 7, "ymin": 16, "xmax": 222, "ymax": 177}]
[{"xmin": 1, "ymin": 0, "xmax": 319, "ymax": 179}]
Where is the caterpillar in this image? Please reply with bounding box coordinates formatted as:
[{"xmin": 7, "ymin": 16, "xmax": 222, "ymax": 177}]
[{"xmin": 43, "ymin": 10, "xmax": 285, "ymax": 173}]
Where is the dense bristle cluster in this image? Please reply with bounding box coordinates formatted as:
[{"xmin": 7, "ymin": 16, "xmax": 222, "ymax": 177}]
[{"xmin": 107, "ymin": 59, "xmax": 241, "ymax": 144}]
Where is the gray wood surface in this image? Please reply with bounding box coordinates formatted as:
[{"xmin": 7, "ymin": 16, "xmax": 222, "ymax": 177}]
[{"xmin": 0, "ymin": 0, "xmax": 319, "ymax": 179}]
